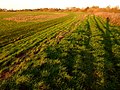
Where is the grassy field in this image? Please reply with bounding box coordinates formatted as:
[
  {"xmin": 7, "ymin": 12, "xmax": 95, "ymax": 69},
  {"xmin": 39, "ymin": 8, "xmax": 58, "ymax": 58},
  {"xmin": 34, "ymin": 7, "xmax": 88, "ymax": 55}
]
[{"xmin": 0, "ymin": 11, "xmax": 120, "ymax": 90}]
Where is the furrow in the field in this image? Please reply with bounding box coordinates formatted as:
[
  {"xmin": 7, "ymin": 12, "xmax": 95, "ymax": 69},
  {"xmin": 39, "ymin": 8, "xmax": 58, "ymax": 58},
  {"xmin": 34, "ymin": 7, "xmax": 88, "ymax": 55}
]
[
  {"xmin": 0, "ymin": 14, "xmax": 74, "ymax": 51},
  {"xmin": 0, "ymin": 16, "xmax": 74, "ymax": 60},
  {"xmin": 47, "ymin": 14, "xmax": 86, "ymax": 46},
  {"xmin": 8, "ymin": 14, "xmax": 84, "ymax": 83},
  {"xmin": 0, "ymin": 29, "xmax": 61, "ymax": 79},
  {"xmin": 0, "ymin": 28, "xmax": 58, "ymax": 60},
  {"xmin": 24, "ymin": 15, "xmax": 81, "ymax": 60},
  {"xmin": 0, "ymin": 14, "xmax": 71, "ymax": 48},
  {"xmin": 0, "ymin": 15, "xmax": 78, "ymax": 79},
  {"xmin": 10, "ymin": 16, "xmax": 76, "ymax": 60},
  {"xmin": 0, "ymin": 26, "xmax": 54, "ymax": 59}
]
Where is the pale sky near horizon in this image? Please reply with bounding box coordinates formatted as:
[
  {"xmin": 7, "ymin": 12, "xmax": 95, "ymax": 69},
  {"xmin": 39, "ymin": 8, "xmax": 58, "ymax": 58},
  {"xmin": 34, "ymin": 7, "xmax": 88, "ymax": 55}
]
[{"xmin": 0, "ymin": 0, "xmax": 120, "ymax": 10}]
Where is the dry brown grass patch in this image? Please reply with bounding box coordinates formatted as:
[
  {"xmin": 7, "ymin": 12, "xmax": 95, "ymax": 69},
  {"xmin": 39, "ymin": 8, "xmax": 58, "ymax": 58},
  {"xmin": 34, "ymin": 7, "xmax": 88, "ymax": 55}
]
[
  {"xmin": 4, "ymin": 13, "xmax": 67, "ymax": 22},
  {"xmin": 94, "ymin": 12, "xmax": 120, "ymax": 26}
]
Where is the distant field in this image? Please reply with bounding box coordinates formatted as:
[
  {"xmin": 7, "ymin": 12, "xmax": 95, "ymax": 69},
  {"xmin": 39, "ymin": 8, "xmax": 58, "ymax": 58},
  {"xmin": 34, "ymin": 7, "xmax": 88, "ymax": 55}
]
[{"xmin": 0, "ymin": 11, "xmax": 120, "ymax": 90}]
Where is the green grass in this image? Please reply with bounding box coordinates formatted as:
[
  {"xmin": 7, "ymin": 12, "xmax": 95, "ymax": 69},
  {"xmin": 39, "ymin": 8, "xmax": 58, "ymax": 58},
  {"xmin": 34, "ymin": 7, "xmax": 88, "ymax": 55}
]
[{"xmin": 0, "ymin": 11, "xmax": 120, "ymax": 90}]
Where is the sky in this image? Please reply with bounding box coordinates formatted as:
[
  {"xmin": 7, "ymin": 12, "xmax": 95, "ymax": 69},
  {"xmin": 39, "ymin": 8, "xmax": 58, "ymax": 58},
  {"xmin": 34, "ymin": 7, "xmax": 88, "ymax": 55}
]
[{"xmin": 0, "ymin": 0, "xmax": 120, "ymax": 10}]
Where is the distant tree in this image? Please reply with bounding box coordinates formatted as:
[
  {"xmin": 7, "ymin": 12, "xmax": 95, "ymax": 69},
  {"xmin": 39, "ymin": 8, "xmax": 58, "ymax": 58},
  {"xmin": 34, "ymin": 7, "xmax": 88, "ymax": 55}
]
[
  {"xmin": 106, "ymin": 5, "xmax": 111, "ymax": 9},
  {"xmin": 84, "ymin": 7, "xmax": 89, "ymax": 12},
  {"xmin": 0, "ymin": 8, "xmax": 7, "ymax": 12}
]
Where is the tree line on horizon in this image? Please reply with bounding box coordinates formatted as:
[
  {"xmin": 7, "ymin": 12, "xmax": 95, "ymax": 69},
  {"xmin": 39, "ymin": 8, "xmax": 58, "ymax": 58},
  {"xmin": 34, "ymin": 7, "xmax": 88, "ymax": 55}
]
[{"xmin": 0, "ymin": 6, "xmax": 120, "ymax": 13}]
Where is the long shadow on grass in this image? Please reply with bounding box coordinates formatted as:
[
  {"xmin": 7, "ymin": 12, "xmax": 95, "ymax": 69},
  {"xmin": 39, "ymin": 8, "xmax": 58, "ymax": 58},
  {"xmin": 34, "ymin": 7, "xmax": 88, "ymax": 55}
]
[
  {"xmin": 17, "ymin": 18, "xmax": 96, "ymax": 90},
  {"xmin": 94, "ymin": 16, "xmax": 113, "ymax": 60},
  {"xmin": 96, "ymin": 16, "xmax": 120, "ymax": 45},
  {"xmin": 94, "ymin": 16, "xmax": 120, "ymax": 89},
  {"xmin": 43, "ymin": 18, "xmax": 95, "ymax": 90},
  {"xmin": 44, "ymin": 46, "xmax": 95, "ymax": 89}
]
